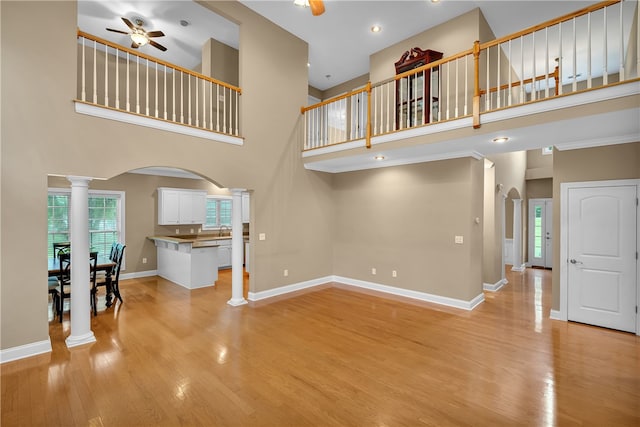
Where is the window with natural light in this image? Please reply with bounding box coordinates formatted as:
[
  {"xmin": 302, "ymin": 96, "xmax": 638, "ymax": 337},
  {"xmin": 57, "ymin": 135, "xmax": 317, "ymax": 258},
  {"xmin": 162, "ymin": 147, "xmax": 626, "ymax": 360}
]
[
  {"xmin": 204, "ymin": 196, "xmax": 232, "ymax": 230},
  {"xmin": 47, "ymin": 189, "xmax": 125, "ymax": 258}
]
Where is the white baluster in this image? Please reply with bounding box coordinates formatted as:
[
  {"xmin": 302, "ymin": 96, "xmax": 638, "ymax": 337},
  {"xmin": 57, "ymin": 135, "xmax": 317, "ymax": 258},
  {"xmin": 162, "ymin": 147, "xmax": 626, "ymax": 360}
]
[
  {"xmin": 520, "ymin": 37, "xmax": 524, "ymax": 102},
  {"xmin": 195, "ymin": 76, "xmax": 199, "ymax": 127},
  {"xmin": 93, "ymin": 40, "xmax": 97, "ymax": 104},
  {"xmin": 209, "ymin": 82, "xmax": 213, "ymax": 130},
  {"xmin": 163, "ymin": 65, "xmax": 167, "ymax": 120},
  {"xmin": 216, "ymin": 84, "xmax": 220, "ymax": 132},
  {"xmin": 136, "ymin": 56, "xmax": 140, "ymax": 114},
  {"xmin": 223, "ymin": 87, "xmax": 227, "ymax": 134},
  {"xmin": 172, "ymin": 68, "xmax": 176, "ymax": 122},
  {"xmin": 454, "ymin": 60, "xmax": 459, "ymax": 118},
  {"xmin": 126, "ymin": 53, "xmax": 130, "ymax": 111},
  {"xmin": 558, "ymin": 23, "xmax": 563, "ymax": 95},
  {"xmin": 545, "ymin": 27, "xmax": 550, "ymax": 98},
  {"xmin": 485, "ymin": 47, "xmax": 490, "ymax": 110},
  {"xmin": 104, "ymin": 45, "xmax": 109, "ymax": 107},
  {"xmin": 619, "ymin": 2, "xmax": 624, "ymax": 81},
  {"xmin": 180, "ymin": 71, "xmax": 184, "ymax": 123},
  {"xmin": 188, "ymin": 75, "xmax": 192, "ymax": 125},
  {"xmin": 155, "ymin": 62, "xmax": 158, "ymax": 118},
  {"xmin": 587, "ymin": 13, "xmax": 592, "ymax": 89},
  {"xmin": 464, "ymin": 55, "xmax": 468, "ymax": 116},
  {"xmin": 572, "ymin": 17, "xmax": 577, "ymax": 92},
  {"xmin": 508, "ymin": 40, "xmax": 512, "ymax": 106},
  {"xmin": 81, "ymin": 37, "xmax": 86, "ymax": 102},
  {"xmin": 146, "ymin": 59, "xmax": 149, "ymax": 116},
  {"xmin": 447, "ymin": 62, "xmax": 451, "ymax": 119},
  {"xmin": 115, "ymin": 48, "xmax": 120, "ymax": 109},
  {"xmin": 235, "ymin": 89, "xmax": 239, "ymax": 136},
  {"xmin": 603, "ymin": 6, "xmax": 608, "ymax": 85},
  {"xmin": 532, "ymin": 32, "xmax": 537, "ymax": 101}
]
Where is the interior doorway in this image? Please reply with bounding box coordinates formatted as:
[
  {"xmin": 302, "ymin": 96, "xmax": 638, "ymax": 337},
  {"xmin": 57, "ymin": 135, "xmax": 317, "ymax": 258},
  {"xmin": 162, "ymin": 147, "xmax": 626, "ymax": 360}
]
[{"xmin": 528, "ymin": 198, "xmax": 553, "ymax": 268}]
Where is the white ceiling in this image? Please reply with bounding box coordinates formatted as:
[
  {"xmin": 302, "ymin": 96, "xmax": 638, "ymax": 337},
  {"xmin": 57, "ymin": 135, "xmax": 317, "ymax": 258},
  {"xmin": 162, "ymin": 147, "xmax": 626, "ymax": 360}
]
[{"xmin": 78, "ymin": 0, "xmax": 600, "ymax": 91}]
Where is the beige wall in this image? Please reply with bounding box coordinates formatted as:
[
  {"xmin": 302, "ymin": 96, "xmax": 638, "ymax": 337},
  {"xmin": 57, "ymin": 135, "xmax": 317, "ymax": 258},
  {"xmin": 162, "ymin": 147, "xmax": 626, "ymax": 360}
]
[
  {"xmin": 526, "ymin": 178, "xmax": 552, "ymax": 200},
  {"xmin": 551, "ymin": 142, "xmax": 640, "ymax": 310},
  {"xmin": 332, "ymin": 158, "xmax": 484, "ymax": 302},
  {"xmin": 202, "ymin": 38, "xmax": 239, "ymax": 86},
  {"xmin": 1, "ymin": 0, "xmax": 334, "ymax": 350},
  {"xmin": 321, "ymin": 74, "xmax": 369, "ymax": 100}
]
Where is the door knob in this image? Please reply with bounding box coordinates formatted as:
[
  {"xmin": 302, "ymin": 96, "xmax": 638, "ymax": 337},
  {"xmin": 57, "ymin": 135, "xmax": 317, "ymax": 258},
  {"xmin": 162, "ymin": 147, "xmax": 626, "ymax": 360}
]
[{"xmin": 569, "ymin": 259, "xmax": 583, "ymax": 264}]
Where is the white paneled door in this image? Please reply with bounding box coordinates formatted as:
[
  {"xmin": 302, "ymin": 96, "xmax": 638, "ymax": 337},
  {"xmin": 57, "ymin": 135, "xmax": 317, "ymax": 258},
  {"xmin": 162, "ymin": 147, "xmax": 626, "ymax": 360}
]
[
  {"xmin": 529, "ymin": 198, "xmax": 553, "ymax": 268},
  {"xmin": 567, "ymin": 185, "xmax": 637, "ymax": 333}
]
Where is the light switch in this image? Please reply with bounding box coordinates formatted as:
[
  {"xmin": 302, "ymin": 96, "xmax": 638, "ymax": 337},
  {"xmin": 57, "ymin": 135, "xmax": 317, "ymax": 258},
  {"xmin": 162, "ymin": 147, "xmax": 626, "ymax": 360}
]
[
  {"xmin": 455, "ymin": 235, "xmax": 464, "ymax": 244},
  {"xmin": 259, "ymin": 233, "xmax": 266, "ymax": 241}
]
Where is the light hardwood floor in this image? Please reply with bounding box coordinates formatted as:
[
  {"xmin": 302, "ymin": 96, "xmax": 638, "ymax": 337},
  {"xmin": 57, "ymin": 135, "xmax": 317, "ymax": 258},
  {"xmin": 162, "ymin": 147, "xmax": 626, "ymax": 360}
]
[{"xmin": 2, "ymin": 268, "xmax": 639, "ymax": 426}]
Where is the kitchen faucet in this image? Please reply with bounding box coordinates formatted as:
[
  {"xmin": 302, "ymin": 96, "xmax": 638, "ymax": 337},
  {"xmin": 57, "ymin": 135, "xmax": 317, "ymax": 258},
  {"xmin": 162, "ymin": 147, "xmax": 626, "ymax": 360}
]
[{"xmin": 219, "ymin": 225, "xmax": 230, "ymax": 237}]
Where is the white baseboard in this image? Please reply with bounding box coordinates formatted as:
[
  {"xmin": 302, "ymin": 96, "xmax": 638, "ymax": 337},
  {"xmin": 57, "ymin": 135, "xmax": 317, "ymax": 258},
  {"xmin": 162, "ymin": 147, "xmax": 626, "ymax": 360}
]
[
  {"xmin": 549, "ymin": 309, "xmax": 564, "ymax": 320},
  {"xmin": 120, "ymin": 270, "xmax": 158, "ymax": 280},
  {"xmin": 511, "ymin": 263, "xmax": 526, "ymax": 272},
  {"xmin": 248, "ymin": 276, "xmax": 333, "ymax": 301},
  {"xmin": 483, "ymin": 278, "xmax": 508, "ymax": 292},
  {"xmin": 0, "ymin": 339, "xmax": 52, "ymax": 364}
]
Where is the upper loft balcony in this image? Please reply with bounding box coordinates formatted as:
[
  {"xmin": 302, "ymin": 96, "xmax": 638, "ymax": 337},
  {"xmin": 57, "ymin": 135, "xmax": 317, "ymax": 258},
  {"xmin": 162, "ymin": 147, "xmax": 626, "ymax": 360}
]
[{"xmin": 301, "ymin": 0, "xmax": 640, "ymax": 173}]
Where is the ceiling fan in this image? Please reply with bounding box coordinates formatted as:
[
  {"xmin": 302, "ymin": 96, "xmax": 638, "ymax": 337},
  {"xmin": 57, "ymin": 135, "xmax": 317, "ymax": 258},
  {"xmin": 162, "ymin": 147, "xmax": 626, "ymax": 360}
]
[
  {"xmin": 106, "ymin": 17, "xmax": 167, "ymax": 52},
  {"xmin": 293, "ymin": 0, "xmax": 325, "ymax": 16}
]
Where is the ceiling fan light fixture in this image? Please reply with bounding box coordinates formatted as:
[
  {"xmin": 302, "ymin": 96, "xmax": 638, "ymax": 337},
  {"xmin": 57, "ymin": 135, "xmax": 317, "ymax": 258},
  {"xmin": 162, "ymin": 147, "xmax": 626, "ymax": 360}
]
[{"xmin": 130, "ymin": 30, "xmax": 148, "ymax": 46}]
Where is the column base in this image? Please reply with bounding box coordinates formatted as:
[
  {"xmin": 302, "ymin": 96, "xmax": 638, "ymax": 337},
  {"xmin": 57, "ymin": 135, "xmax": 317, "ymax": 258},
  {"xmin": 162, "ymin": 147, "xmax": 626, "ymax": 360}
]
[
  {"xmin": 65, "ymin": 332, "xmax": 96, "ymax": 348},
  {"xmin": 227, "ymin": 298, "xmax": 248, "ymax": 307}
]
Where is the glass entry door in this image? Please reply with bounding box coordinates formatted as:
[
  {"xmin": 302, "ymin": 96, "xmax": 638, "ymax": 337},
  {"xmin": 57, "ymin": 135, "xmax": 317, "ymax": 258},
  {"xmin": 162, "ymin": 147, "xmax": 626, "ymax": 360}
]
[{"xmin": 528, "ymin": 198, "xmax": 553, "ymax": 268}]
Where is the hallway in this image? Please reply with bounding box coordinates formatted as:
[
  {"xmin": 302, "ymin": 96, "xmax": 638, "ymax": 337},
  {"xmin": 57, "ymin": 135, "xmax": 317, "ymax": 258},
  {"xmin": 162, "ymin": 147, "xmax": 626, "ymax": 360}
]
[{"xmin": 2, "ymin": 268, "xmax": 639, "ymax": 426}]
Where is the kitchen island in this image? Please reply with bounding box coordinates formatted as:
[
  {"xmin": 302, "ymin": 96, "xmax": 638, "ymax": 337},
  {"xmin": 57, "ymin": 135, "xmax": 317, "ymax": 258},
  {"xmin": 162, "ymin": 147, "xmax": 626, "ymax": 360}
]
[{"xmin": 148, "ymin": 235, "xmax": 224, "ymax": 289}]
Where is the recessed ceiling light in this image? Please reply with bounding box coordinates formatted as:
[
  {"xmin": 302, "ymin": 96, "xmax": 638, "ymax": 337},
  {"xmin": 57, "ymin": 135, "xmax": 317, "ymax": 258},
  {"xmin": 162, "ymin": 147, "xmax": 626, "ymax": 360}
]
[
  {"xmin": 492, "ymin": 137, "xmax": 509, "ymax": 144},
  {"xmin": 371, "ymin": 25, "xmax": 382, "ymax": 33},
  {"xmin": 374, "ymin": 155, "xmax": 385, "ymax": 161},
  {"xmin": 431, "ymin": 0, "xmax": 441, "ymax": 3},
  {"xmin": 307, "ymin": 62, "xmax": 310, "ymax": 68}
]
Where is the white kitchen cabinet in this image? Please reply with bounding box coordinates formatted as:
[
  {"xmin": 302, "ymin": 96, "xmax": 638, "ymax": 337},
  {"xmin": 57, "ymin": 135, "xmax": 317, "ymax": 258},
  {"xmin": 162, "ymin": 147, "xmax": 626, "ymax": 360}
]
[
  {"xmin": 217, "ymin": 239, "xmax": 232, "ymax": 269},
  {"xmin": 242, "ymin": 192, "xmax": 250, "ymax": 223},
  {"xmin": 158, "ymin": 188, "xmax": 207, "ymax": 225}
]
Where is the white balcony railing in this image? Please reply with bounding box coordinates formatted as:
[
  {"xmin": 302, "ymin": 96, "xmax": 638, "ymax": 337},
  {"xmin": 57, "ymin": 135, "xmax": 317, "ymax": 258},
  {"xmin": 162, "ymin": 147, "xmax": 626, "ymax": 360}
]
[
  {"xmin": 302, "ymin": 0, "xmax": 639, "ymax": 151},
  {"xmin": 76, "ymin": 31, "xmax": 241, "ymax": 139}
]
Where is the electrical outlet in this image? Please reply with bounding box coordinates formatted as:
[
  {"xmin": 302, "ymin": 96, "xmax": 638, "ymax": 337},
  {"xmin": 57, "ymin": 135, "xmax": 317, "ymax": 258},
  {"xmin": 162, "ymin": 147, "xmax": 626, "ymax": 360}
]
[
  {"xmin": 190, "ymin": 229, "xmax": 194, "ymax": 234},
  {"xmin": 371, "ymin": 268, "xmax": 376, "ymax": 275},
  {"xmin": 455, "ymin": 235, "xmax": 464, "ymax": 244},
  {"xmin": 392, "ymin": 270, "xmax": 397, "ymax": 278},
  {"xmin": 284, "ymin": 269, "xmax": 289, "ymax": 277},
  {"xmin": 198, "ymin": 228, "xmax": 202, "ymax": 233},
  {"xmin": 259, "ymin": 233, "xmax": 266, "ymax": 241},
  {"xmin": 142, "ymin": 258, "xmax": 147, "ymax": 264},
  {"xmin": 176, "ymin": 229, "xmax": 180, "ymax": 235}
]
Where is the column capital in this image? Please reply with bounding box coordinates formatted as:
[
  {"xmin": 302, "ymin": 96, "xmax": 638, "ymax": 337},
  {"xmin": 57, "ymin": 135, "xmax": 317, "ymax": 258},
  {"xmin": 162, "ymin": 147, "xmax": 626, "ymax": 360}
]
[
  {"xmin": 512, "ymin": 198, "xmax": 523, "ymax": 205},
  {"xmin": 66, "ymin": 176, "xmax": 93, "ymax": 186}
]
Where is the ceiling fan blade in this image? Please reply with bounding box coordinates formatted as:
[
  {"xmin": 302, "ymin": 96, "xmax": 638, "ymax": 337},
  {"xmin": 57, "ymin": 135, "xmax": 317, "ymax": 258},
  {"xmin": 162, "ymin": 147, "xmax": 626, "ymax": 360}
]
[
  {"xmin": 309, "ymin": 0, "xmax": 325, "ymax": 16},
  {"xmin": 106, "ymin": 28, "xmax": 129, "ymax": 35},
  {"xmin": 149, "ymin": 39, "xmax": 167, "ymax": 52},
  {"xmin": 146, "ymin": 31, "xmax": 165, "ymax": 38},
  {"xmin": 131, "ymin": 42, "xmax": 139, "ymax": 49},
  {"xmin": 122, "ymin": 17, "xmax": 136, "ymax": 30}
]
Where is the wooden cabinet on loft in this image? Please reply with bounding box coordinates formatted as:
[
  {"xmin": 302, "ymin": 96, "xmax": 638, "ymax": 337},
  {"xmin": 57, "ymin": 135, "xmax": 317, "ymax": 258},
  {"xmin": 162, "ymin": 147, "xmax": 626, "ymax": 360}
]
[
  {"xmin": 158, "ymin": 188, "xmax": 207, "ymax": 225},
  {"xmin": 395, "ymin": 47, "xmax": 443, "ymax": 129}
]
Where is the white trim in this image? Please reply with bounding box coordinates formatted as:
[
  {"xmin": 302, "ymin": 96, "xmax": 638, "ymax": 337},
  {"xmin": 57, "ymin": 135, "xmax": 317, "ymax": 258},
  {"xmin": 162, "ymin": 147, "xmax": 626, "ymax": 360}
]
[
  {"xmin": 65, "ymin": 332, "xmax": 96, "ymax": 348},
  {"xmin": 120, "ymin": 270, "xmax": 158, "ymax": 280},
  {"xmin": 248, "ymin": 276, "xmax": 333, "ymax": 301},
  {"xmin": 75, "ymin": 102, "xmax": 244, "ymax": 145},
  {"xmin": 334, "ymin": 276, "xmax": 484, "ymax": 310},
  {"xmin": 554, "ymin": 134, "xmax": 639, "ymax": 151},
  {"xmin": 0, "ymin": 339, "xmax": 52, "ymax": 364},
  {"xmin": 302, "ymin": 140, "xmax": 365, "ymax": 157},
  {"xmin": 549, "ymin": 309, "xmax": 563, "ymax": 321},
  {"xmin": 370, "ymin": 117, "xmax": 474, "ymax": 146},
  {"xmin": 560, "ymin": 179, "xmax": 640, "ymax": 332},
  {"xmin": 511, "ymin": 263, "xmax": 526, "ymax": 272},
  {"xmin": 250, "ymin": 275, "xmax": 485, "ymax": 310},
  {"xmin": 483, "ymin": 279, "xmax": 508, "ymax": 292}
]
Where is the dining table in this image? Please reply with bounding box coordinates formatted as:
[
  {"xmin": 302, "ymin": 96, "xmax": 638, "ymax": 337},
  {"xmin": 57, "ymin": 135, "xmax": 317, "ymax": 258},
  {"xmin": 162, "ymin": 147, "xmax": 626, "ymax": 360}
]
[{"xmin": 48, "ymin": 256, "xmax": 118, "ymax": 307}]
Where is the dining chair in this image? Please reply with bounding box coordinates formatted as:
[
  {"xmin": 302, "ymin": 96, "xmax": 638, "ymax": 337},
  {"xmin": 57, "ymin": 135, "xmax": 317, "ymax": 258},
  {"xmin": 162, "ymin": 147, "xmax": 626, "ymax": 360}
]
[
  {"xmin": 55, "ymin": 251, "xmax": 98, "ymax": 322},
  {"xmin": 94, "ymin": 243, "xmax": 126, "ymax": 311},
  {"xmin": 52, "ymin": 242, "xmax": 70, "ymax": 257}
]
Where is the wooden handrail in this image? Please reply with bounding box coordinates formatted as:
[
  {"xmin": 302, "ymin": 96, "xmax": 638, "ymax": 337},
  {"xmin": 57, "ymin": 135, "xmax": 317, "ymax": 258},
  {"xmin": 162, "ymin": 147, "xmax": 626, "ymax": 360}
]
[
  {"xmin": 480, "ymin": 0, "xmax": 619, "ymax": 50},
  {"xmin": 77, "ymin": 30, "xmax": 242, "ymax": 94}
]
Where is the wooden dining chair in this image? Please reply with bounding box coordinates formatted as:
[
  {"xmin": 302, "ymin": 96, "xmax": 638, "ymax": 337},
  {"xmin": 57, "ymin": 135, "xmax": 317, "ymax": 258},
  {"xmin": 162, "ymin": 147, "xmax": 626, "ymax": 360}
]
[
  {"xmin": 52, "ymin": 242, "xmax": 70, "ymax": 257},
  {"xmin": 55, "ymin": 251, "xmax": 98, "ymax": 322},
  {"xmin": 94, "ymin": 243, "xmax": 126, "ymax": 311}
]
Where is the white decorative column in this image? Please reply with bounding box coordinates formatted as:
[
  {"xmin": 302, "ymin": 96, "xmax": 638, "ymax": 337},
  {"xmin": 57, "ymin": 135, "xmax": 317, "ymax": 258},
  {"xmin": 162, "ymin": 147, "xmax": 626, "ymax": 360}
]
[
  {"xmin": 501, "ymin": 192, "xmax": 508, "ymax": 282},
  {"xmin": 511, "ymin": 198, "xmax": 524, "ymax": 272},
  {"xmin": 66, "ymin": 176, "xmax": 96, "ymax": 348},
  {"xmin": 227, "ymin": 189, "xmax": 247, "ymax": 306}
]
